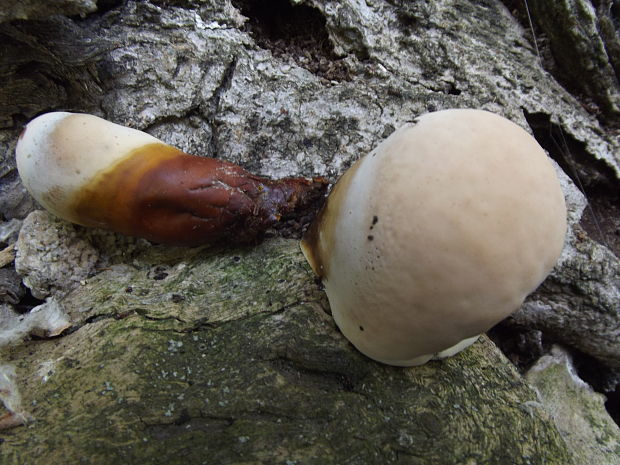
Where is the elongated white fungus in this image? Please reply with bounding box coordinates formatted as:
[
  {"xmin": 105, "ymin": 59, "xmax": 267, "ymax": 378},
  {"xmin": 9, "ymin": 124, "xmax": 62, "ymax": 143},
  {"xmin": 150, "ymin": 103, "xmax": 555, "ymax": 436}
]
[{"xmin": 15, "ymin": 112, "xmax": 327, "ymax": 246}]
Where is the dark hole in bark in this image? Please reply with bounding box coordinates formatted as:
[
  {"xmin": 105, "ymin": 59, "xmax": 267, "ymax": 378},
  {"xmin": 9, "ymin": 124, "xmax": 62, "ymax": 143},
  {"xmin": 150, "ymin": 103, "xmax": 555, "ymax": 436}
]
[
  {"xmin": 489, "ymin": 321, "xmax": 620, "ymax": 427},
  {"xmin": 606, "ymin": 386, "xmax": 620, "ymax": 427},
  {"xmin": 524, "ymin": 111, "xmax": 620, "ymax": 257},
  {"xmin": 230, "ymin": 0, "xmax": 350, "ymax": 81},
  {"xmin": 572, "ymin": 350, "xmax": 620, "ymax": 427},
  {"xmin": 149, "ymin": 265, "xmax": 169, "ymax": 280},
  {"xmin": 447, "ymin": 84, "xmax": 461, "ymax": 95},
  {"xmin": 488, "ymin": 321, "xmax": 549, "ymax": 371},
  {"xmin": 13, "ymin": 287, "xmax": 45, "ymax": 314},
  {"xmin": 396, "ymin": 11, "xmax": 418, "ymax": 31},
  {"xmin": 96, "ymin": 0, "xmax": 125, "ymax": 14}
]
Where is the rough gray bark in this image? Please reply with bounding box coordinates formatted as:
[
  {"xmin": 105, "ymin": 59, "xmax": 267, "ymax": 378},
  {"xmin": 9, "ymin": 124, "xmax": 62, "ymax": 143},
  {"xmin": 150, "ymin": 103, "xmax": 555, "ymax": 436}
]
[
  {"xmin": 526, "ymin": 0, "xmax": 620, "ymax": 121},
  {"xmin": 0, "ymin": 0, "xmax": 619, "ymax": 462}
]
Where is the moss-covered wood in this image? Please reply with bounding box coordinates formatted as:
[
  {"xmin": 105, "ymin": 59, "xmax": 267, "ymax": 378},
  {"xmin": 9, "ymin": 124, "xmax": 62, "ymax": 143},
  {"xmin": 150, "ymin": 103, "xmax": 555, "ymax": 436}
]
[{"xmin": 2, "ymin": 239, "xmax": 572, "ymax": 464}]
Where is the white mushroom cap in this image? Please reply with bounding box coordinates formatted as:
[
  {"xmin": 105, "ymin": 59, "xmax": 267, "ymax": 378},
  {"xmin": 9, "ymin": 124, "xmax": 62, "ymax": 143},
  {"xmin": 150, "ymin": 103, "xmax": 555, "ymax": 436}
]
[
  {"xmin": 15, "ymin": 112, "xmax": 161, "ymax": 224},
  {"xmin": 301, "ymin": 109, "xmax": 567, "ymax": 366}
]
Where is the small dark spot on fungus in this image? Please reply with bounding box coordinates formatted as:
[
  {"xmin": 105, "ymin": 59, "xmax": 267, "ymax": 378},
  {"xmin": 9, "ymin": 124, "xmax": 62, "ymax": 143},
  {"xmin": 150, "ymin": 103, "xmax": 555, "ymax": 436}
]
[
  {"xmin": 367, "ymin": 235, "xmax": 374, "ymax": 241},
  {"xmin": 359, "ymin": 325, "xmax": 364, "ymax": 331},
  {"xmin": 373, "ymin": 215, "xmax": 378, "ymax": 225},
  {"xmin": 232, "ymin": 256, "xmax": 241, "ymax": 263},
  {"xmin": 125, "ymin": 286, "xmax": 133, "ymax": 293},
  {"xmin": 171, "ymin": 294, "xmax": 184, "ymax": 303}
]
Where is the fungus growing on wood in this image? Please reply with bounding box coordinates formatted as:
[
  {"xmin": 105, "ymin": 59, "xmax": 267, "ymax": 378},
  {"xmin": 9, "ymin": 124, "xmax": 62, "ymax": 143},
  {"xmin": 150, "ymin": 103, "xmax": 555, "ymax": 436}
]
[
  {"xmin": 301, "ymin": 109, "xmax": 567, "ymax": 366},
  {"xmin": 16, "ymin": 112, "xmax": 327, "ymax": 246}
]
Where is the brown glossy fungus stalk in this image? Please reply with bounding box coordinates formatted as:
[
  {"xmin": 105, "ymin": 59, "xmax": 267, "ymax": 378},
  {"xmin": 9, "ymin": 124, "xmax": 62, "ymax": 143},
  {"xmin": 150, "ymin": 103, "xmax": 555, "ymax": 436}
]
[{"xmin": 16, "ymin": 112, "xmax": 327, "ymax": 246}]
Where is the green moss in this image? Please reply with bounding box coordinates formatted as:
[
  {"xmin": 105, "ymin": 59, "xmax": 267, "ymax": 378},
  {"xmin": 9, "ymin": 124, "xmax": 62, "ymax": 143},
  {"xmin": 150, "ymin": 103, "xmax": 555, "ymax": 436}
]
[
  {"xmin": 2, "ymin": 239, "xmax": 573, "ymax": 464},
  {"xmin": 526, "ymin": 349, "xmax": 620, "ymax": 465}
]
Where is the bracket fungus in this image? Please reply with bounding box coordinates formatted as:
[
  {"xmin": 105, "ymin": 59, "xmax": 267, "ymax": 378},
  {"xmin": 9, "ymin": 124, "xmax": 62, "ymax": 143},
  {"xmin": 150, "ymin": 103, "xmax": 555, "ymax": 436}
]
[
  {"xmin": 301, "ymin": 109, "xmax": 567, "ymax": 366},
  {"xmin": 16, "ymin": 112, "xmax": 327, "ymax": 246}
]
